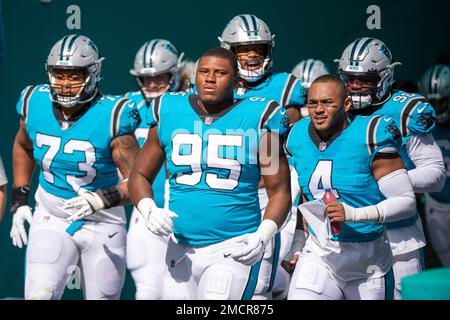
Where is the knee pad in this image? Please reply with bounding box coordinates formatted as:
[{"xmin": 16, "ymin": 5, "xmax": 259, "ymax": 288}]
[
  {"xmin": 393, "ymin": 255, "xmax": 420, "ymax": 291},
  {"xmin": 293, "ymin": 260, "xmax": 328, "ymax": 295},
  {"xmin": 94, "ymin": 251, "xmax": 126, "ymax": 298},
  {"xmin": 202, "ymin": 268, "xmax": 233, "ymax": 300},
  {"xmin": 28, "ymin": 229, "xmax": 63, "ymax": 264}
]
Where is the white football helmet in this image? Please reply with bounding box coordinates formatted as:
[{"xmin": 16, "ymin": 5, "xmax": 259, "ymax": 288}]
[
  {"xmin": 418, "ymin": 64, "xmax": 450, "ymax": 123},
  {"xmin": 46, "ymin": 34, "xmax": 104, "ymax": 108},
  {"xmin": 130, "ymin": 39, "xmax": 184, "ymax": 99},
  {"xmin": 219, "ymin": 14, "xmax": 275, "ymax": 82},
  {"xmin": 336, "ymin": 37, "xmax": 401, "ymax": 109},
  {"xmin": 292, "ymin": 59, "xmax": 329, "ymax": 89}
]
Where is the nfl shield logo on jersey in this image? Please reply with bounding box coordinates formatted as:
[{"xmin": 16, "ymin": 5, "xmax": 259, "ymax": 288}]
[
  {"xmin": 205, "ymin": 116, "xmax": 213, "ymax": 125},
  {"xmin": 61, "ymin": 121, "xmax": 69, "ymax": 131}
]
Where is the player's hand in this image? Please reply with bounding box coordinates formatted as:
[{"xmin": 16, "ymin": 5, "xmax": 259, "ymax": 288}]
[
  {"xmin": 325, "ymin": 201, "xmax": 346, "ymax": 222},
  {"xmin": 281, "ymin": 253, "xmax": 299, "ymax": 275},
  {"xmin": 137, "ymin": 198, "xmax": 178, "ymax": 237},
  {"xmin": 10, "ymin": 205, "xmax": 33, "ymax": 248},
  {"xmin": 225, "ymin": 219, "xmax": 278, "ymax": 266},
  {"xmin": 64, "ymin": 182, "xmax": 105, "ymax": 222},
  {"xmin": 227, "ymin": 232, "xmax": 266, "ymax": 266}
]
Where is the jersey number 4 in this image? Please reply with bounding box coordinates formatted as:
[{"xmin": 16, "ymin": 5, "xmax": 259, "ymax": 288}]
[
  {"xmin": 36, "ymin": 133, "xmax": 96, "ymax": 186},
  {"xmin": 308, "ymin": 160, "xmax": 340, "ymax": 199},
  {"xmin": 171, "ymin": 133, "xmax": 242, "ymax": 191}
]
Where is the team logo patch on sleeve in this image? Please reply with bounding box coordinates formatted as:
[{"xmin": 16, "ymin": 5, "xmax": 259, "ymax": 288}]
[
  {"xmin": 130, "ymin": 109, "xmax": 142, "ymax": 124},
  {"xmin": 418, "ymin": 113, "xmax": 435, "ymax": 130},
  {"xmin": 386, "ymin": 123, "xmax": 402, "ymax": 143}
]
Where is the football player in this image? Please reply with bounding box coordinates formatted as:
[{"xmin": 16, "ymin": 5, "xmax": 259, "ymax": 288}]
[
  {"xmin": 9, "ymin": 35, "xmax": 140, "ymax": 299},
  {"xmin": 128, "ymin": 47, "xmax": 291, "ymax": 299},
  {"xmin": 125, "ymin": 39, "xmax": 185, "ymax": 299},
  {"xmin": 218, "ymin": 14, "xmax": 305, "ymax": 300},
  {"xmin": 336, "ymin": 37, "xmax": 446, "ymax": 299},
  {"xmin": 418, "ymin": 64, "xmax": 450, "ymax": 267},
  {"xmin": 292, "ymin": 59, "xmax": 330, "ymax": 119},
  {"xmin": 286, "ymin": 75, "xmax": 415, "ymax": 299}
]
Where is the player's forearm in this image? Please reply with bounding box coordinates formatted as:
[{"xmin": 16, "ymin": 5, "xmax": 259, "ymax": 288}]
[
  {"xmin": 343, "ymin": 169, "xmax": 416, "ymax": 223},
  {"xmin": 13, "ymin": 140, "xmax": 35, "ymax": 186},
  {"xmin": 115, "ymin": 180, "xmax": 131, "ymax": 206},
  {"xmin": 128, "ymin": 169, "xmax": 155, "ymax": 207},
  {"xmin": 264, "ymin": 189, "xmax": 292, "ymax": 229}
]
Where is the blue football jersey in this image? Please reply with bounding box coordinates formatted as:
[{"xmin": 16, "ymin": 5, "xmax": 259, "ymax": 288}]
[
  {"xmin": 191, "ymin": 72, "xmax": 305, "ymax": 107},
  {"xmin": 146, "ymin": 92, "xmax": 289, "ymax": 246},
  {"xmin": 286, "ymin": 115, "xmax": 401, "ymax": 242},
  {"xmin": 428, "ymin": 124, "xmax": 450, "ymax": 203},
  {"xmin": 17, "ymin": 84, "xmax": 139, "ymax": 199},
  {"xmin": 372, "ymin": 90, "xmax": 435, "ymax": 143},
  {"xmin": 125, "ymin": 91, "xmax": 166, "ymax": 208},
  {"xmin": 371, "ymin": 90, "xmax": 435, "ymax": 228},
  {"xmin": 234, "ymin": 72, "xmax": 306, "ymax": 107}
]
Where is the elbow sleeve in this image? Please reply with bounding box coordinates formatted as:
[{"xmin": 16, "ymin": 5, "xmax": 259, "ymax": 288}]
[
  {"xmin": 343, "ymin": 169, "xmax": 416, "ymax": 223},
  {"xmin": 406, "ymin": 134, "xmax": 446, "ymax": 193}
]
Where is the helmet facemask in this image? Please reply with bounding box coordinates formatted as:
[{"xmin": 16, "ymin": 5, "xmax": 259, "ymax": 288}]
[
  {"xmin": 230, "ymin": 42, "xmax": 273, "ymax": 82},
  {"xmin": 46, "ymin": 59, "xmax": 103, "ymax": 109},
  {"xmin": 339, "ymin": 62, "xmax": 399, "ymax": 109},
  {"xmin": 131, "ymin": 47, "xmax": 184, "ymax": 101},
  {"xmin": 136, "ymin": 72, "xmax": 174, "ymax": 101}
]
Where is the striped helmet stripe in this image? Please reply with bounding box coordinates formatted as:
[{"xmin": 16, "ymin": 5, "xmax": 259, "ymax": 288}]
[
  {"xmin": 355, "ymin": 38, "xmax": 375, "ymax": 61},
  {"xmin": 66, "ymin": 35, "xmax": 81, "ymax": 57},
  {"xmin": 297, "ymin": 60, "xmax": 306, "ymax": 80},
  {"xmin": 431, "ymin": 65, "xmax": 444, "ymax": 94},
  {"xmin": 59, "ymin": 35, "xmax": 70, "ymax": 60},
  {"xmin": 148, "ymin": 40, "xmax": 160, "ymax": 68},
  {"xmin": 239, "ymin": 15, "xmax": 251, "ymax": 34},
  {"xmin": 302, "ymin": 60, "xmax": 311, "ymax": 82},
  {"xmin": 249, "ymin": 15, "xmax": 258, "ymax": 31},
  {"xmin": 306, "ymin": 60, "xmax": 315, "ymax": 82},
  {"xmin": 61, "ymin": 35, "xmax": 78, "ymax": 61},
  {"xmin": 142, "ymin": 41, "xmax": 151, "ymax": 68},
  {"xmin": 349, "ymin": 38, "xmax": 362, "ymax": 64}
]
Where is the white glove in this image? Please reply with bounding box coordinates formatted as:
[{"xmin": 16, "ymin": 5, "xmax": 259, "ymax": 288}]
[
  {"xmin": 64, "ymin": 182, "xmax": 105, "ymax": 222},
  {"xmin": 137, "ymin": 198, "xmax": 178, "ymax": 237},
  {"xmin": 225, "ymin": 219, "xmax": 278, "ymax": 266},
  {"xmin": 10, "ymin": 205, "xmax": 33, "ymax": 249}
]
